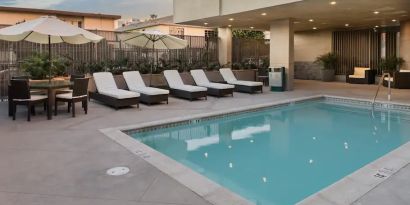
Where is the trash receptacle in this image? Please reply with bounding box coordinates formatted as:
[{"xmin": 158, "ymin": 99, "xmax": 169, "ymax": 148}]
[{"xmin": 269, "ymin": 67, "xmax": 286, "ymax": 92}]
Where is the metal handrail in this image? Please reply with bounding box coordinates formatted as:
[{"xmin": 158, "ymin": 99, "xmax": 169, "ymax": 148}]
[{"xmin": 373, "ymin": 72, "xmax": 392, "ymax": 106}]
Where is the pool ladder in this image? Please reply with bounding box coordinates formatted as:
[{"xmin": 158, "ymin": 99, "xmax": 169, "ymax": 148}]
[{"xmin": 372, "ymin": 73, "xmax": 392, "ymax": 108}]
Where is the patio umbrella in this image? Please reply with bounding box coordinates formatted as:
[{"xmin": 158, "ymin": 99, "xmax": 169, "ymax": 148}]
[
  {"xmin": 118, "ymin": 30, "xmax": 188, "ymax": 86},
  {"xmin": 0, "ymin": 16, "xmax": 104, "ymax": 82}
]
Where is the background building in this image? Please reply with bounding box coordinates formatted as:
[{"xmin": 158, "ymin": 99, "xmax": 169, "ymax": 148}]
[{"xmin": 0, "ymin": 6, "xmax": 121, "ymax": 31}]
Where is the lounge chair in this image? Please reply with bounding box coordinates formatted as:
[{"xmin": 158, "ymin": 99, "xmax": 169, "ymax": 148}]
[
  {"xmin": 346, "ymin": 67, "xmax": 376, "ymax": 84},
  {"xmin": 163, "ymin": 70, "xmax": 207, "ymax": 101},
  {"xmin": 89, "ymin": 72, "xmax": 140, "ymax": 109},
  {"xmin": 190, "ymin": 69, "xmax": 234, "ymax": 97},
  {"xmin": 219, "ymin": 68, "xmax": 263, "ymax": 93},
  {"xmin": 123, "ymin": 71, "xmax": 169, "ymax": 105}
]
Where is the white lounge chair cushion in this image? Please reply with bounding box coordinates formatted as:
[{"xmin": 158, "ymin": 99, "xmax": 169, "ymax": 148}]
[
  {"xmin": 400, "ymin": 70, "xmax": 410, "ymax": 73},
  {"xmin": 123, "ymin": 71, "xmax": 169, "ymax": 95},
  {"xmin": 353, "ymin": 67, "xmax": 370, "ymax": 77},
  {"xmin": 174, "ymin": 85, "xmax": 207, "ymax": 92},
  {"xmin": 14, "ymin": 95, "xmax": 48, "ymax": 102},
  {"xmin": 349, "ymin": 75, "xmax": 365, "ymax": 79},
  {"xmin": 219, "ymin": 68, "xmax": 238, "ymax": 83},
  {"xmin": 231, "ymin": 80, "xmax": 263, "ymax": 87},
  {"xmin": 93, "ymin": 72, "xmax": 119, "ymax": 91},
  {"xmin": 164, "ymin": 70, "xmax": 185, "ymax": 88},
  {"xmin": 99, "ymin": 89, "xmax": 139, "ymax": 99},
  {"xmin": 191, "ymin": 69, "xmax": 234, "ymax": 89},
  {"xmin": 131, "ymin": 87, "xmax": 169, "ymax": 95},
  {"xmin": 123, "ymin": 71, "xmax": 147, "ymax": 88},
  {"xmin": 56, "ymin": 93, "xmax": 87, "ymax": 99},
  {"xmin": 220, "ymin": 68, "xmax": 263, "ymax": 86},
  {"xmin": 93, "ymin": 72, "xmax": 139, "ymax": 99},
  {"xmin": 164, "ymin": 70, "xmax": 207, "ymax": 91}
]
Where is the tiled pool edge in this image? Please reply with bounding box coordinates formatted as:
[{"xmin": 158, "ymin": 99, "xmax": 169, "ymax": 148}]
[{"xmin": 100, "ymin": 95, "xmax": 410, "ymax": 205}]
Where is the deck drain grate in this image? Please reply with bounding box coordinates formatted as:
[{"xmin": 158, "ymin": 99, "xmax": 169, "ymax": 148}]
[{"xmin": 106, "ymin": 167, "xmax": 130, "ymax": 176}]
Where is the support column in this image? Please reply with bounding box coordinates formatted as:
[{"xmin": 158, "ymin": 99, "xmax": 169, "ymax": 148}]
[
  {"xmin": 270, "ymin": 19, "xmax": 294, "ymax": 91},
  {"xmin": 400, "ymin": 21, "xmax": 410, "ymax": 69},
  {"xmin": 218, "ymin": 27, "xmax": 232, "ymax": 66}
]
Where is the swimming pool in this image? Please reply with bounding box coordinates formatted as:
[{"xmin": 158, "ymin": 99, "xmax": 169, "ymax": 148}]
[{"xmin": 129, "ymin": 98, "xmax": 410, "ymax": 205}]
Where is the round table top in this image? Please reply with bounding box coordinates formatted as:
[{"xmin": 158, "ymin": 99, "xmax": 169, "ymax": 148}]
[{"xmin": 30, "ymin": 80, "xmax": 72, "ymax": 89}]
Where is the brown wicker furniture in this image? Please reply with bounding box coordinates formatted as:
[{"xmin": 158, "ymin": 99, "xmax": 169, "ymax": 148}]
[
  {"xmin": 383, "ymin": 70, "xmax": 410, "ymax": 89},
  {"xmin": 55, "ymin": 78, "xmax": 89, "ymax": 117},
  {"xmin": 190, "ymin": 69, "xmax": 234, "ymax": 97},
  {"xmin": 89, "ymin": 72, "xmax": 140, "ymax": 110},
  {"xmin": 163, "ymin": 70, "xmax": 207, "ymax": 101},
  {"xmin": 123, "ymin": 71, "xmax": 169, "ymax": 105},
  {"xmin": 346, "ymin": 67, "xmax": 376, "ymax": 84},
  {"xmin": 10, "ymin": 79, "xmax": 48, "ymax": 121},
  {"xmin": 219, "ymin": 68, "xmax": 263, "ymax": 94}
]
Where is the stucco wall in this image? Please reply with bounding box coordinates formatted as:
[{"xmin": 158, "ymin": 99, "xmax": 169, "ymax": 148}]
[
  {"xmin": 0, "ymin": 11, "xmax": 116, "ymax": 31},
  {"xmin": 294, "ymin": 30, "xmax": 332, "ymax": 80},
  {"xmin": 400, "ymin": 21, "xmax": 410, "ymax": 69},
  {"xmin": 83, "ymin": 18, "xmax": 116, "ymax": 31}
]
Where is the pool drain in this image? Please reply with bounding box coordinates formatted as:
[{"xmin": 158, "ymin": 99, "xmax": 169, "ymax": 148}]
[{"xmin": 106, "ymin": 167, "xmax": 130, "ymax": 176}]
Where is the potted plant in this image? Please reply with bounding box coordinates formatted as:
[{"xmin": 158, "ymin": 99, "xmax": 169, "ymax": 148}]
[
  {"xmin": 380, "ymin": 56, "xmax": 405, "ymax": 74},
  {"xmin": 315, "ymin": 52, "xmax": 338, "ymax": 82}
]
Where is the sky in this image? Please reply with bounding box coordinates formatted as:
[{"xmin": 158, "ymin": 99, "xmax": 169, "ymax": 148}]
[{"xmin": 0, "ymin": 0, "xmax": 173, "ymax": 19}]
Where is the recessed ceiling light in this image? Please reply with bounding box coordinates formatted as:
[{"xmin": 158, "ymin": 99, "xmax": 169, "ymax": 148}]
[
  {"xmin": 345, "ymin": 24, "xmax": 350, "ymax": 27},
  {"xmin": 375, "ymin": 25, "xmax": 379, "ymax": 28},
  {"xmin": 313, "ymin": 27, "xmax": 318, "ymax": 30},
  {"xmin": 229, "ymin": 18, "xmax": 234, "ymax": 21},
  {"xmin": 309, "ymin": 19, "xmax": 314, "ymax": 22},
  {"xmin": 294, "ymin": 21, "xmax": 300, "ymax": 24},
  {"xmin": 250, "ymin": 26, "xmax": 254, "ymax": 29},
  {"xmin": 204, "ymin": 22, "xmax": 208, "ymax": 25},
  {"xmin": 228, "ymin": 25, "xmax": 232, "ymax": 27},
  {"xmin": 261, "ymin": 13, "xmax": 267, "ymax": 16},
  {"xmin": 373, "ymin": 11, "xmax": 380, "ymax": 15},
  {"xmin": 392, "ymin": 19, "xmax": 397, "ymax": 22},
  {"xmin": 330, "ymin": 1, "xmax": 337, "ymax": 5}
]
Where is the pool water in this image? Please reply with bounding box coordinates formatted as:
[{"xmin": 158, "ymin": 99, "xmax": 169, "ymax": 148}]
[{"xmin": 131, "ymin": 100, "xmax": 410, "ymax": 205}]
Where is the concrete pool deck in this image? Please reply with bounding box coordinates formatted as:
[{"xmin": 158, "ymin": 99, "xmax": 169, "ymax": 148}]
[{"xmin": 0, "ymin": 80, "xmax": 410, "ymax": 205}]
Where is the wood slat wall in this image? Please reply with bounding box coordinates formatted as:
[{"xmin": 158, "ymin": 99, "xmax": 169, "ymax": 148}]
[{"xmin": 333, "ymin": 28, "xmax": 399, "ymax": 75}]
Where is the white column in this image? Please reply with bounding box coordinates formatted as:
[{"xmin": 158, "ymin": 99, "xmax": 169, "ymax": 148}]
[
  {"xmin": 270, "ymin": 19, "xmax": 295, "ymax": 90},
  {"xmin": 218, "ymin": 27, "xmax": 233, "ymax": 66},
  {"xmin": 400, "ymin": 21, "xmax": 410, "ymax": 69}
]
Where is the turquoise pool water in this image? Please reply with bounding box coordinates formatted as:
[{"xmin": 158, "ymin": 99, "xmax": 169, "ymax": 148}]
[{"xmin": 131, "ymin": 100, "xmax": 410, "ymax": 205}]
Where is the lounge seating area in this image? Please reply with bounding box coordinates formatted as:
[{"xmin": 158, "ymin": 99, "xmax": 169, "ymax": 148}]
[
  {"xmin": 220, "ymin": 68, "xmax": 263, "ymax": 94},
  {"xmin": 346, "ymin": 67, "xmax": 376, "ymax": 84},
  {"xmin": 190, "ymin": 69, "xmax": 234, "ymax": 97},
  {"xmin": 164, "ymin": 70, "xmax": 208, "ymax": 101},
  {"xmin": 383, "ymin": 70, "xmax": 410, "ymax": 89},
  {"xmin": 89, "ymin": 72, "xmax": 140, "ymax": 110}
]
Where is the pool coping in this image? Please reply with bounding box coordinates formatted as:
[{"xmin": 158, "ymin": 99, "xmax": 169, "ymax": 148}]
[{"xmin": 100, "ymin": 95, "xmax": 410, "ymax": 205}]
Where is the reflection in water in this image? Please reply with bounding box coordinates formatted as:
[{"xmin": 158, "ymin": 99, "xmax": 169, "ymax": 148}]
[{"xmin": 134, "ymin": 102, "xmax": 410, "ymax": 205}]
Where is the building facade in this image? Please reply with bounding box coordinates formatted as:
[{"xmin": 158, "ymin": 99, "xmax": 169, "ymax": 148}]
[
  {"xmin": 0, "ymin": 6, "xmax": 121, "ymax": 31},
  {"xmin": 173, "ymin": 0, "xmax": 410, "ymax": 90}
]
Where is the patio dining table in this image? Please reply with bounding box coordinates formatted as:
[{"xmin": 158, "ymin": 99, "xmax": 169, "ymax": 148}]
[{"xmin": 29, "ymin": 80, "xmax": 72, "ymax": 120}]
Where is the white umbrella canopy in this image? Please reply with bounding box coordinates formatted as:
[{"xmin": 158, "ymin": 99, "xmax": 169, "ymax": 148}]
[
  {"xmin": 118, "ymin": 30, "xmax": 188, "ymax": 86},
  {"xmin": 118, "ymin": 30, "xmax": 188, "ymax": 50},
  {"xmin": 0, "ymin": 16, "xmax": 103, "ymax": 44}
]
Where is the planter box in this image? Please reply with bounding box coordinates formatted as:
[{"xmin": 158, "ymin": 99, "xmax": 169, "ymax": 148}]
[{"xmin": 321, "ymin": 69, "xmax": 335, "ymax": 82}]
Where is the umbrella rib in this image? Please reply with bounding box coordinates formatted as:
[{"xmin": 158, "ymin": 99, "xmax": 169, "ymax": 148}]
[
  {"xmin": 22, "ymin": 31, "xmax": 34, "ymax": 41},
  {"xmin": 161, "ymin": 38, "xmax": 170, "ymax": 49},
  {"xmin": 143, "ymin": 38, "xmax": 151, "ymax": 49}
]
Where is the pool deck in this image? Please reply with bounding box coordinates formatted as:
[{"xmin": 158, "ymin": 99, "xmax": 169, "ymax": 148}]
[{"xmin": 0, "ymin": 79, "xmax": 410, "ymax": 205}]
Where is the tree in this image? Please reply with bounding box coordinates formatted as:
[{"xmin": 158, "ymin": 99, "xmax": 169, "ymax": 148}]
[
  {"xmin": 232, "ymin": 30, "xmax": 265, "ymax": 40},
  {"xmin": 149, "ymin": 14, "xmax": 158, "ymax": 21}
]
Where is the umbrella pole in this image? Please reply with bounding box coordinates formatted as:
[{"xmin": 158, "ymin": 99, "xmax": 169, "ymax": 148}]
[
  {"xmin": 150, "ymin": 42, "xmax": 154, "ymax": 87},
  {"xmin": 48, "ymin": 35, "xmax": 51, "ymax": 83}
]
